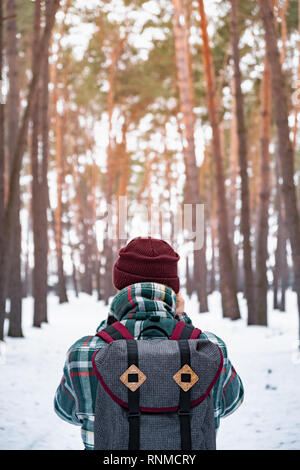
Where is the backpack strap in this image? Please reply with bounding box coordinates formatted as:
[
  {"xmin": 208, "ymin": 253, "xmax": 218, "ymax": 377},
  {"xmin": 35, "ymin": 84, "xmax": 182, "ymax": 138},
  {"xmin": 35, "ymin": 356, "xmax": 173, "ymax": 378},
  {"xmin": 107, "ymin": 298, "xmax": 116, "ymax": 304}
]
[
  {"xmin": 96, "ymin": 322, "xmax": 134, "ymax": 343},
  {"xmin": 126, "ymin": 340, "xmax": 140, "ymax": 450},
  {"xmin": 170, "ymin": 321, "xmax": 202, "ymax": 340},
  {"xmin": 178, "ymin": 340, "xmax": 192, "ymax": 450}
]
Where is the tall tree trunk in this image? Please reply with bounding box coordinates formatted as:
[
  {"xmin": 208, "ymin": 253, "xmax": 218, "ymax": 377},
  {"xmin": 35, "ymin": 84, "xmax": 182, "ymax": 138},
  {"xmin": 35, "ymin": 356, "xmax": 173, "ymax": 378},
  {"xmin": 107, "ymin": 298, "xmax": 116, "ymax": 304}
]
[
  {"xmin": 172, "ymin": 0, "xmax": 208, "ymax": 312},
  {"xmin": 273, "ymin": 144, "xmax": 288, "ymax": 311},
  {"xmin": 230, "ymin": 0, "xmax": 255, "ymax": 324},
  {"xmin": 54, "ymin": 106, "xmax": 68, "ymax": 303},
  {"xmin": 39, "ymin": 0, "xmax": 51, "ymax": 322},
  {"xmin": 279, "ymin": 0, "xmax": 289, "ymax": 65},
  {"xmin": 31, "ymin": 0, "xmax": 43, "ymax": 327},
  {"xmin": 208, "ymin": 151, "xmax": 217, "ymax": 294},
  {"xmin": 279, "ymin": 237, "xmax": 288, "ymax": 311},
  {"xmin": 104, "ymin": 37, "xmax": 126, "ymax": 304},
  {"xmin": 259, "ymin": 0, "xmax": 300, "ymax": 341},
  {"xmin": 0, "ymin": 0, "xmax": 60, "ymax": 341},
  {"xmin": 255, "ymin": 60, "xmax": 271, "ymax": 326},
  {"xmin": 52, "ymin": 59, "xmax": 68, "ymax": 303},
  {"xmin": 6, "ymin": 0, "xmax": 22, "ymax": 337},
  {"xmin": 198, "ymin": 0, "xmax": 240, "ymax": 319},
  {"xmin": 228, "ymin": 77, "xmax": 238, "ymax": 259},
  {"xmin": 0, "ymin": 0, "xmax": 5, "ymax": 340},
  {"xmin": 292, "ymin": 0, "xmax": 300, "ymax": 153},
  {"xmin": 23, "ymin": 211, "xmax": 32, "ymax": 298}
]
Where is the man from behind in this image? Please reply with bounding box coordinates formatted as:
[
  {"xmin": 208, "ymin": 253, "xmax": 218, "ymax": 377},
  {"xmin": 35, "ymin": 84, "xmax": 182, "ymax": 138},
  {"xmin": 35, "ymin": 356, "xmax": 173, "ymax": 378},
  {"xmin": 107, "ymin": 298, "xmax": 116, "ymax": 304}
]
[{"xmin": 54, "ymin": 237, "xmax": 244, "ymax": 449}]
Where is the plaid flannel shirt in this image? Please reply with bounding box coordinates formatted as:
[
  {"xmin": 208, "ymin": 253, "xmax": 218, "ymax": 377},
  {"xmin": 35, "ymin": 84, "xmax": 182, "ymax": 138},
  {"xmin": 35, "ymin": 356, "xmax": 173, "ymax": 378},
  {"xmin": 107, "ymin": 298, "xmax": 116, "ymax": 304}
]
[{"xmin": 54, "ymin": 283, "xmax": 244, "ymax": 450}]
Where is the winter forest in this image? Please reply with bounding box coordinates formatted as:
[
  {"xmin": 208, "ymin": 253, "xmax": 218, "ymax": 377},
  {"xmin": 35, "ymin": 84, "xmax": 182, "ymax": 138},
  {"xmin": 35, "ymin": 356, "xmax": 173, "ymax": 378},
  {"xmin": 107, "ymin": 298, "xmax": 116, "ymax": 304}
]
[{"xmin": 0, "ymin": 0, "xmax": 300, "ymax": 450}]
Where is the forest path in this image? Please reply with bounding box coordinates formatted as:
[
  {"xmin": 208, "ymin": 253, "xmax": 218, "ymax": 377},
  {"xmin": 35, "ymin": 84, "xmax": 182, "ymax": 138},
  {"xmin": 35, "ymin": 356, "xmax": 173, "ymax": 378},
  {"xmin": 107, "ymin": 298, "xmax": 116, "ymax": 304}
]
[{"xmin": 0, "ymin": 291, "xmax": 299, "ymax": 450}]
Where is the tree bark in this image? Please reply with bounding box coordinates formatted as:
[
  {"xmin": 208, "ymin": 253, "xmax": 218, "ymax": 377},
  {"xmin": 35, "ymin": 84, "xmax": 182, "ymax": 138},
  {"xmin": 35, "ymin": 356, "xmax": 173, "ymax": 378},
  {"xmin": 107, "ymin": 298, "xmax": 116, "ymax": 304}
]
[
  {"xmin": 39, "ymin": 0, "xmax": 51, "ymax": 322},
  {"xmin": 0, "ymin": 0, "xmax": 5, "ymax": 340},
  {"xmin": 230, "ymin": 0, "xmax": 255, "ymax": 323},
  {"xmin": 228, "ymin": 78, "xmax": 238, "ymax": 260},
  {"xmin": 0, "ymin": 0, "xmax": 60, "ymax": 341},
  {"xmin": 6, "ymin": 0, "xmax": 23, "ymax": 337},
  {"xmin": 103, "ymin": 37, "xmax": 126, "ymax": 304},
  {"xmin": 52, "ymin": 55, "xmax": 68, "ymax": 303},
  {"xmin": 54, "ymin": 106, "xmax": 68, "ymax": 303},
  {"xmin": 255, "ymin": 60, "xmax": 271, "ymax": 326},
  {"xmin": 292, "ymin": 0, "xmax": 300, "ymax": 154},
  {"xmin": 198, "ymin": 0, "xmax": 240, "ymax": 319},
  {"xmin": 31, "ymin": 0, "xmax": 43, "ymax": 327},
  {"xmin": 259, "ymin": 0, "xmax": 300, "ymax": 341},
  {"xmin": 172, "ymin": 0, "xmax": 208, "ymax": 311},
  {"xmin": 273, "ymin": 142, "xmax": 288, "ymax": 311}
]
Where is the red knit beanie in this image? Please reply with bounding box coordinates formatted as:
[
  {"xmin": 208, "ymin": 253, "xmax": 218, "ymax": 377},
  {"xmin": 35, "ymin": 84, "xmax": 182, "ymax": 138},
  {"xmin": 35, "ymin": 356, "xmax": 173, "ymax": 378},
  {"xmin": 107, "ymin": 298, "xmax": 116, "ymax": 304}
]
[{"xmin": 113, "ymin": 237, "xmax": 180, "ymax": 293}]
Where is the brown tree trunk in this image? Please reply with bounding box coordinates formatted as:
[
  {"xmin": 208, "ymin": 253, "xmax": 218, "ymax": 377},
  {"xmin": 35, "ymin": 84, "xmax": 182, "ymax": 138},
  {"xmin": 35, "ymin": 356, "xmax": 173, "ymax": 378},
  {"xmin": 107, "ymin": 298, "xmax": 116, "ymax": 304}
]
[
  {"xmin": 198, "ymin": 0, "xmax": 240, "ymax": 319},
  {"xmin": 103, "ymin": 38, "xmax": 126, "ymax": 304},
  {"xmin": 259, "ymin": 0, "xmax": 300, "ymax": 340},
  {"xmin": 23, "ymin": 211, "xmax": 32, "ymax": 298},
  {"xmin": 116, "ymin": 118, "xmax": 129, "ymax": 245},
  {"xmin": 208, "ymin": 151, "xmax": 217, "ymax": 294},
  {"xmin": 39, "ymin": 0, "xmax": 51, "ymax": 322},
  {"xmin": 55, "ymin": 108, "xmax": 68, "ymax": 303},
  {"xmin": 228, "ymin": 78, "xmax": 238, "ymax": 256},
  {"xmin": 230, "ymin": 0, "xmax": 255, "ymax": 323},
  {"xmin": 31, "ymin": 0, "xmax": 50, "ymax": 324},
  {"xmin": 273, "ymin": 144, "xmax": 288, "ymax": 311},
  {"xmin": 31, "ymin": 0, "xmax": 43, "ymax": 327},
  {"xmin": 255, "ymin": 60, "xmax": 271, "ymax": 326},
  {"xmin": 0, "ymin": 0, "xmax": 60, "ymax": 340},
  {"xmin": 292, "ymin": 0, "xmax": 300, "ymax": 154},
  {"xmin": 172, "ymin": 0, "xmax": 199, "ymax": 205},
  {"xmin": 52, "ymin": 59, "xmax": 68, "ymax": 303},
  {"xmin": 6, "ymin": 0, "xmax": 22, "ymax": 337},
  {"xmin": 172, "ymin": 0, "xmax": 208, "ymax": 311},
  {"xmin": 280, "ymin": 0, "xmax": 289, "ymax": 65},
  {"xmin": 0, "ymin": 0, "xmax": 5, "ymax": 340}
]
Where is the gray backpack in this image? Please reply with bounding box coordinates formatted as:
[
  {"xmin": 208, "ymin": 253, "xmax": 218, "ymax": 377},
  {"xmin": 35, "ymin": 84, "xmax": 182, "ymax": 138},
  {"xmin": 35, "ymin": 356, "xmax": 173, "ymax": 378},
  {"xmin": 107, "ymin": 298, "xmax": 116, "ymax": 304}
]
[{"xmin": 92, "ymin": 321, "xmax": 223, "ymax": 450}]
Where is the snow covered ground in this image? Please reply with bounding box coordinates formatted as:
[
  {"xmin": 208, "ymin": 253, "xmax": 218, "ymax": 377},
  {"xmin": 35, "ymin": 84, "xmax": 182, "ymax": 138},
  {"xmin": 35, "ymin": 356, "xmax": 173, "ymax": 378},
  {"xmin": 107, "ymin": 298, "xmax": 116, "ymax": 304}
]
[{"xmin": 0, "ymin": 290, "xmax": 300, "ymax": 450}]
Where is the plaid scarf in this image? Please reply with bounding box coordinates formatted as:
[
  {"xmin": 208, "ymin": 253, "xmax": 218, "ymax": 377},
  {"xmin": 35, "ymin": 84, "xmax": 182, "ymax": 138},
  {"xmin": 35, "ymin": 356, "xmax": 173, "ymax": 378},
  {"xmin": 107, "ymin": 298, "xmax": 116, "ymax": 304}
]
[{"xmin": 98, "ymin": 282, "xmax": 192, "ymax": 336}]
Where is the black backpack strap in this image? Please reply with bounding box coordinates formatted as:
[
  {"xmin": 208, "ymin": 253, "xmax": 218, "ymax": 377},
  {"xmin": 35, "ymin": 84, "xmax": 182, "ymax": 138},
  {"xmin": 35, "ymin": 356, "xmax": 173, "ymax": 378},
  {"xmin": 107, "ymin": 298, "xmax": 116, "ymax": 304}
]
[
  {"xmin": 170, "ymin": 321, "xmax": 202, "ymax": 340},
  {"xmin": 96, "ymin": 322, "xmax": 134, "ymax": 343},
  {"xmin": 178, "ymin": 340, "xmax": 192, "ymax": 450},
  {"xmin": 126, "ymin": 340, "xmax": 140, "ymax": 450}
]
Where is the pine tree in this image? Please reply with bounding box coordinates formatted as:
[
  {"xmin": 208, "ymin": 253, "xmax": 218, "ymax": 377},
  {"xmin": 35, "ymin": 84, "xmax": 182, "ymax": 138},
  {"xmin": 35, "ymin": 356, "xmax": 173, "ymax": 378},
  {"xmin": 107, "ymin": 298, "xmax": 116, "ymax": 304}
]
[
  {"xmin": 198, "ymin": 0, "xmax": 240, "ymax": 319},
  {"xmin": 229, "ymin": 0, "xmax": 255, "ymax": 324},
  {"xmin": 259, "ymin": 0, "xmax": 300, "ymax": 340}
]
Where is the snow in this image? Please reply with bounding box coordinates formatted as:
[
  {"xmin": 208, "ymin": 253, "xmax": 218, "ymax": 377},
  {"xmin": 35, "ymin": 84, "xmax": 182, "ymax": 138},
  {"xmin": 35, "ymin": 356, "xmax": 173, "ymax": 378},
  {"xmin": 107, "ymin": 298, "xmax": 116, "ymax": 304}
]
[{"xmin": 0, "ymin": 290, "xmax": 300, "ymax": 450}]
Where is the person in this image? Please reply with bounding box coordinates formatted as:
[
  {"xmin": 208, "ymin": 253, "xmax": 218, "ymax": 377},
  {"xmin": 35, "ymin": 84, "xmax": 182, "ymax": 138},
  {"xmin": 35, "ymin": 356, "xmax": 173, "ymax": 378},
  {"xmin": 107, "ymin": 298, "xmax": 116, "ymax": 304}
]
[{"xmin": 54, "ymin": 236, "xmax": 244, "ymax": 450}]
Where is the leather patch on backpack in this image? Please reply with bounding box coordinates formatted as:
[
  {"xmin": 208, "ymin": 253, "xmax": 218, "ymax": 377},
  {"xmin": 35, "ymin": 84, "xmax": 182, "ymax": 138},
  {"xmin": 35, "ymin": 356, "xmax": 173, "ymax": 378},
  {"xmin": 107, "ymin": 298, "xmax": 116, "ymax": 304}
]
[
  {"xmin": 173, "ymin": 364, "xmax": 199, "ymax": 392},
  {"xmin": 120, "ymin": 364, "xmax": 147, "ymax": 392}
]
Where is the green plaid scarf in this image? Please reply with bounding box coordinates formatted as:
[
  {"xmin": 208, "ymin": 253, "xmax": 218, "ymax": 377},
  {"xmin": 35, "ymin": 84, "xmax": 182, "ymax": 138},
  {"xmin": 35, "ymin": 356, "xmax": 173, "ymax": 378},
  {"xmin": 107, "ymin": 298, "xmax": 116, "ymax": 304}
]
[{"xmin": 98, "ymin": 282, "xmax": 192, "ymax": 337}]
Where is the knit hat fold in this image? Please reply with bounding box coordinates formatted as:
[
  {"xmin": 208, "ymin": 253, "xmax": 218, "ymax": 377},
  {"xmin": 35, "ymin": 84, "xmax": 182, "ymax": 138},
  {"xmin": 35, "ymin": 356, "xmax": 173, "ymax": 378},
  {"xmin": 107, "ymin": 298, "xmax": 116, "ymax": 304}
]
[{"xmin": 113, "ymin": 237, "xmax": 180, "ymax": 293}]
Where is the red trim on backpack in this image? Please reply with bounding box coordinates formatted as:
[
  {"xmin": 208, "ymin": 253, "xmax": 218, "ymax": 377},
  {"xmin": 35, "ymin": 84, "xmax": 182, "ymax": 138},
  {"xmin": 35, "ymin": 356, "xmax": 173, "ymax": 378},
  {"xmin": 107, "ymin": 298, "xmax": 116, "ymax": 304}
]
[
  {"xmin": 96, "ymin": 322, "xmax": 134, "ymax": 343},
  {"xmin": 96, "ymin": 331, "xmax": 114, "ymax": 343},
  {"xmin": 170, "ymin": 321, "xmax": 185, "ymax": 340},
  {"xmin": 189, "ymin": 327, "xmax": 202, "ymax": 339},
  {"xmin": 112, "ymin": 322, "xmax": 134, "ymax": 339},
  {"xmin": 92, "ymin": 344, "xmax": 224, "ymax": 413}
]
